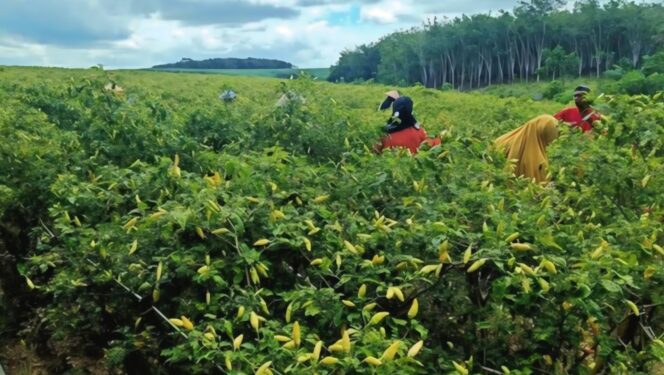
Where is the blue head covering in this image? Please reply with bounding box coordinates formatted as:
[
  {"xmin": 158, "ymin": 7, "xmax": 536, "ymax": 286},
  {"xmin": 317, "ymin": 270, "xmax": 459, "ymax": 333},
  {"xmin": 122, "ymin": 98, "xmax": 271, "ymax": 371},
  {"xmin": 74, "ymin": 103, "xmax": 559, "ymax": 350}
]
[{"xmin": 384, "ymin": 96, "xmax": 418, "ymax": 133}]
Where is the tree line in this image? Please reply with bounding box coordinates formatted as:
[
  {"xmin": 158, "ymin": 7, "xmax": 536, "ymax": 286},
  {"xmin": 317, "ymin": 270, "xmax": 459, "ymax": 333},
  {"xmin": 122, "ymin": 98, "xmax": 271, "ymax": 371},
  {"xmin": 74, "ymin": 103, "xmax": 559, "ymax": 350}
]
[
  {"xmin": 153, "ymin": 57, "xmax": 293, "ymax": 70},
  {"xmin": 328, "ymin": 0, "xmax": 664, "ymax": 89}
]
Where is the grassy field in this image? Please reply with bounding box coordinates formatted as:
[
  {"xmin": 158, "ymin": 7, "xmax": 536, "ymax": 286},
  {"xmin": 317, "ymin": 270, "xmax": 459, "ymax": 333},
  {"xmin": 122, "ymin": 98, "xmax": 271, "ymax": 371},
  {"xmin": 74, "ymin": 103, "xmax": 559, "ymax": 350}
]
[
  {"xmin": 147, "ymin": 67, "xmax": 330, "ymax": 80},
  {"xmin": 2, "ymin": 66, "xmax": 564, "ymax": 133},
  {"xmin": 475, "ymin": 77, "xmax": 611, "ymax": 102},
  {"xmin": 0, "ymin": 66, "xmax": 662, "ymax": 374}
]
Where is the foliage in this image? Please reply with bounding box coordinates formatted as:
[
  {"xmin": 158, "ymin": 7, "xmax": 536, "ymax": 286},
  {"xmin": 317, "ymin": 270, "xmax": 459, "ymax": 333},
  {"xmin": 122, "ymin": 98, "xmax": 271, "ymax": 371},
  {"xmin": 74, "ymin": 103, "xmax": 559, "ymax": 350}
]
[
  {"xmin": 328, "ymin": 45, "xmax": 380, "ymax": 83},
  {"xmin": 328, "ymin": 1, "xmax": 664, "ymax": 89},
  {"xmin": 604, "ymin": 65, "xmax": 627, "ymax": 81},
  {"xmin": 440, "ymin": 83, "xmax": 454, "ymax": 92},
  {"xmin": 642, "ymin": 51, "xmax": 664, "ymax": 76},
  {"xmin": 153, "ymin": 57, "xmax": 293, "ymax": 70},
  {"xmin": 603, "ymin": 71, "xmax": 664, "ymax": 96},
  {"xmin": 602, "ymin": 93, "xmax": 664, "ymax": 157},
  {"xmin": 542, "ymin": 80, "xmax": 565, "ymax": 101},
  {"xmin": 0, "ymin": 67, "xmax": 662, "ymax": 374},
  {"xmin": 151, "ymin": 68, "xmax": 330, "ymax": 80},
  {"xmin": 540, "ymin": 46, "xmax": 579, "ymax": 81}
]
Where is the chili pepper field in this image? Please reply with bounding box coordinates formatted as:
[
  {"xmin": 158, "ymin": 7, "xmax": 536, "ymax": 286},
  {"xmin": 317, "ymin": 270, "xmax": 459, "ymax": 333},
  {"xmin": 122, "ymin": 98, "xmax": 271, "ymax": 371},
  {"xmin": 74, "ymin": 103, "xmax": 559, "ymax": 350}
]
[{"xmin": 0, "ymin": 67, "xmax": 662, "ymax": 374}]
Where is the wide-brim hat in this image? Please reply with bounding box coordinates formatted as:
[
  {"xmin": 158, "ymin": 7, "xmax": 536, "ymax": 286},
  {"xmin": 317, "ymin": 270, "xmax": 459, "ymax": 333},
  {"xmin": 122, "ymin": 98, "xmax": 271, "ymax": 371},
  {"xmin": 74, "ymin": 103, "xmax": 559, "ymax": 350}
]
[{"xmin": 378, "ymin": 90, "xmax": 400, "ymax": 110}]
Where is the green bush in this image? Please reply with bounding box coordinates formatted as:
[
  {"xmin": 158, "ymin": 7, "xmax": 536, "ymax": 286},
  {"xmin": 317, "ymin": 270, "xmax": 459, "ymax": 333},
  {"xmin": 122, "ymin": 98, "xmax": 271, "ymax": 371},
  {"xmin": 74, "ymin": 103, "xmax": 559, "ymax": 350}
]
[
  {"xmin": 617, "ymin": 71, "xmax": 649, "ymax": 95},
  {"xmin": 0, "ymin": 67, "xmax": 662, "ymax": 374},
  {"xmin": 440, "ymin": 82, "xmax": 454, "ymax": 91},
  {"xmin": 611, "ymin": 70, "xmax": 664, "ymax": 96},
  {"xmin": 542, "ymin": 80, "xmax": 565, "ymax": 100},
  {"xmin": 183, "ymin": 106, "xmax": 249, "ymax": 151},
  {"xmin": 0, "ymin": 185, "xmax": 14, "ymax": 215},
  {"xmin": 642, "ymin": 50, "xmax": 664, "ymax": 75},
  {"xmin": 604, "ymin": 66, "xmax": 626, "ymax": 81}
]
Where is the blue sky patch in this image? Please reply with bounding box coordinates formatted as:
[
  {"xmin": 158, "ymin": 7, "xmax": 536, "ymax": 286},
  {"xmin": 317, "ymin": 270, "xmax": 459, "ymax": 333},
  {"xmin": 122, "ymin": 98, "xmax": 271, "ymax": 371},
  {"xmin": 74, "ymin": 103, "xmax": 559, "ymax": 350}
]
[{"xmin": 326, "ymin": 3, "xmax": 361, "ymax": 26}]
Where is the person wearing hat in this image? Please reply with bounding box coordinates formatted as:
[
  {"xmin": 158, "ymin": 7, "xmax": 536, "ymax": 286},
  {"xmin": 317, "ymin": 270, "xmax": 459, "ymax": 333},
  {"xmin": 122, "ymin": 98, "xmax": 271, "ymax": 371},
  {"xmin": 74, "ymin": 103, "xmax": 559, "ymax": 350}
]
[
  {"xmin": 373, "ymin": 96, "xmax": 441, "ymax": 154},
  {"xmin": 219, "ymin": 90, "xmax": 237, "ymax": 102},
  {"xmin": 378, "ymin": 90, "xmax": 400, "ymax": 111},
  {"xmin": 276, "ymin": 90, "xmax": 306, "ymax": 107},
  {"xmin": 104, "ymin": 82, "xmax": 124, "ymax": 95},
  {"xmin": 554, "ymin": 85, "xmax": 601, "ymax": 133}
]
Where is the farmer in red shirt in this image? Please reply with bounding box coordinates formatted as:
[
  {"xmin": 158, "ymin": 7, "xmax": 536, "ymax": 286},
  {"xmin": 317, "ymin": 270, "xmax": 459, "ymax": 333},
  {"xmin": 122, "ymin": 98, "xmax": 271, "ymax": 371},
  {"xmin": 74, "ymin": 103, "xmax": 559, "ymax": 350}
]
[
  {"xmin": 554, "ymin": 85, "xmax": 601, "ymax": 133},
  {"xmin": 373, "ymin": 95, "xmax": 440, "ymax": 154}
]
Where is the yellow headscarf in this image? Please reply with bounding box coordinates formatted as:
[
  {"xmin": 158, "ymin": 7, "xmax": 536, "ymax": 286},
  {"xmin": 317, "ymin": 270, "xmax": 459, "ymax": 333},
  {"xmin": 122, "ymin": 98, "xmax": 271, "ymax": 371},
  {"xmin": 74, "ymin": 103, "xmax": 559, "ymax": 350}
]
[{"xmin": 495, "ymin": 115, "xmax": 559, "ymax": 183}]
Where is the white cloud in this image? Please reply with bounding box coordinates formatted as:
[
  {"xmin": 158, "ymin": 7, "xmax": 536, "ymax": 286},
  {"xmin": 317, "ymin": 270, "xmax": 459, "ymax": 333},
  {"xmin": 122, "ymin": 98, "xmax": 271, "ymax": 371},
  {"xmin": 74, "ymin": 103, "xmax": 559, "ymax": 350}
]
[
  {"xmin": 360, "ymin": 1, "xmax": 404, "ymax": 24},
  {"xmin": 0, "ymin": 40, "xmax": 49, "ymax": 66},
  {"xmin": 0, "ymin": 0, "xmax": 524, "ymax": 69},
  {"xmin": 275, "ymin": 25, "xmax": 296, "ymax": 39}
]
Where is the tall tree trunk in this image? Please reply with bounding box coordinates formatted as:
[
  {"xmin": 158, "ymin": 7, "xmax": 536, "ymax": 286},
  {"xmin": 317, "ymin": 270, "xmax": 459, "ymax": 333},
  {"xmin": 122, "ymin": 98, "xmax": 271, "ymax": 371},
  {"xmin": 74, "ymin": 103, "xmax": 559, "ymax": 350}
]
[
  {"xmin": 441, "ymin": 55, "xmax": 447, "ymax": 85},
  {"xmin": 593, "ymin": 22, "xmax": 602, "ymax": 78},
  {"xmin": 421, "ymin": 64, "xmax": 428, "ymax": 86},
  {"xmin": 536, "ymin": 21, "xmax": 546, "ymax": 82},
  {"xmin": 429, "ymin": 61, "xmax": 436, "ymax": 88},
  {"xmin": 468, "ymin": 61, "xmax": 473, "ymax": 90},
  {"xmin": 630, "ymin": 45, "xmax": 639, "ymax": 67},
  {"xmin": 525, "ymin": 38, "xmax": 531, "ymax": 83},
  {"xmin": 484, "ymin": 54, "xmax": 492, "ymax": 86},
  {"xmin": 509, "ymin": 42, "xmax": 516, "ymax": 83},
  {"xmin": 516, "ymin": 35, "xmax": 526, "ymax": 81},
  {"xmin": 497, "ymin": 55, "xmax": 503, "ymax": 84},
  {"xmin": 575, "ymin": 40, "xmax": 583, "ymax": 77},
  {"xmin": 446, "ymin": 52, "xmax": 456, "ymax": 88}
]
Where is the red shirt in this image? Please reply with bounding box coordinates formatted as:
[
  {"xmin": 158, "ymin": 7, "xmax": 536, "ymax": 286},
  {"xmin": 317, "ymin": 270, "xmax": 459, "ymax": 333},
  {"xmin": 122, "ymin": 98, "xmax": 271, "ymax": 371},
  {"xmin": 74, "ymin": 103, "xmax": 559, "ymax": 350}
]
[
  {"xmin": 377, "ymin": 126, "xmax": 441, "ymax": 154},
  {"xmin": 554, "ymin": 107, "xmax": 601, "ymax": 133}
]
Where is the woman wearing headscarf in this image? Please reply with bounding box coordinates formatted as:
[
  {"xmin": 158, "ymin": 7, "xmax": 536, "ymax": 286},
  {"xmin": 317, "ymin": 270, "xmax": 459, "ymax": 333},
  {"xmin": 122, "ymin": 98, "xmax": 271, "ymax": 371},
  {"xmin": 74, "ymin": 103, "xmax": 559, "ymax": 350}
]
[
  {"xmin": 378, "ymin": 90, "xmax": 401, "ymax": 111},
  {"xmin": 373, "ymin": 96, "xmax": 441, "ymax": 154},
  {"xmin": 494, "ymin": 115, "xmax": 559, "ymax": 183}
]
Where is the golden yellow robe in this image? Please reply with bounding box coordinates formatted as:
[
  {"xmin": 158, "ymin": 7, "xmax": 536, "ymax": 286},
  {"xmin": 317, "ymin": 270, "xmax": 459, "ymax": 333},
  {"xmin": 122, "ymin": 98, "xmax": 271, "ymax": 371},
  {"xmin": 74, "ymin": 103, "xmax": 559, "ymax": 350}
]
[{"xmin": 495, "ymin": 115, "xmax": 559, "ymax": 183}]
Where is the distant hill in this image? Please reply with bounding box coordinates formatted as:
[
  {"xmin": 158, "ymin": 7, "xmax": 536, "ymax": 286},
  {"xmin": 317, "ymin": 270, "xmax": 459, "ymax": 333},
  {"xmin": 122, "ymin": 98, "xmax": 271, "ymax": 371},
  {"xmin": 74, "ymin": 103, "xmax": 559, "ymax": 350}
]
[
  {"xmin": 152, "ymin": 57, "xmax": 294, "ymax": 70},
  {"xmin": 148, "ymin": 67, "xmax": 330, "ymax": 80}
]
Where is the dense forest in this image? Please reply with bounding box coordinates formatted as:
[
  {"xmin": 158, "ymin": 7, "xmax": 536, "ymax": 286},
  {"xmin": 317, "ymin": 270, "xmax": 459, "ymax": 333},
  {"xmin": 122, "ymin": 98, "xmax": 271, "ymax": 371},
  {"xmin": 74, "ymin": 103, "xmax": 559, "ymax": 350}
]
[
  {"xmin": 328, "ymin": 0, "xmax": 664, "ymax": 89},
  {"xmin": 153, "ymin": 57, "xmax": 293, "ymax": 70}
]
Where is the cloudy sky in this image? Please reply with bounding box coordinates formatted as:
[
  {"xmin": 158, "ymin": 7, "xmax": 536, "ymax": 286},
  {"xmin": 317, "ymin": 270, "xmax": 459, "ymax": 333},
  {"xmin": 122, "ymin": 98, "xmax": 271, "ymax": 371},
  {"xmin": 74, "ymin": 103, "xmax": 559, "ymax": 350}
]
[{"xmin": 0, "ymin": 0, "xmax": 522, "ymax": 69}]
